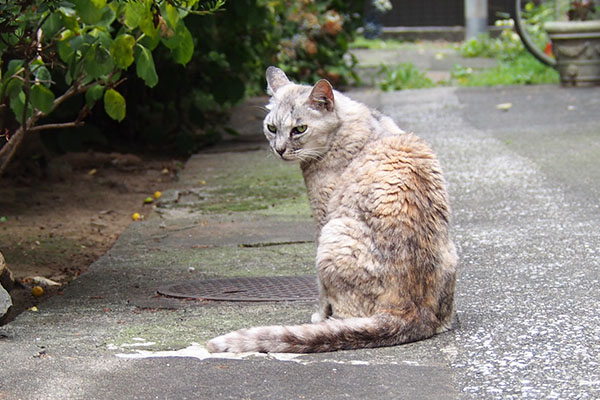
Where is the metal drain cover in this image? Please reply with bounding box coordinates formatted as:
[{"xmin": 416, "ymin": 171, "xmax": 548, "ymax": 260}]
[{"xmin": 157, "ymin": 275, "xmax": 318, "ymax": 302}]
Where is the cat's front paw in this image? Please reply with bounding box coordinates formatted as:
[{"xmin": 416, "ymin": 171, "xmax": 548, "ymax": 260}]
[{"xmin": 311, "ymin": 312, "xmax": 324, "ymax": 323}]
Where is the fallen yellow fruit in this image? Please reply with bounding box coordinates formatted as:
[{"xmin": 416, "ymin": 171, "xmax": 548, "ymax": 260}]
[
  {"xmin": 144, "ymin": 196, "xmax": 153, "ymax": 204},
  {"xmin": 154, "ymin": 191, "xmax": 162, "ymax": 199},
  {"xmin": 31, "ymin": 286, "xmax": 44, "ymax": 297},
  {"xmin": 132, "ymin": 212, "xmax": 142, "ymax": 221}
]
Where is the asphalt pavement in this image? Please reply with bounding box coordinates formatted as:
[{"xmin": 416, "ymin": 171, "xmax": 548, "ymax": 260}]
[{"xmin": 1, "ymin": 84, "xmax": 599, "ymax": 399}]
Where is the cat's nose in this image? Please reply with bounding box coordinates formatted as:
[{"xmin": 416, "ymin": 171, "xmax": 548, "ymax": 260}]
[{"xmin": 275, "ymin": 147, "xmax": 286, "ymax": 157}]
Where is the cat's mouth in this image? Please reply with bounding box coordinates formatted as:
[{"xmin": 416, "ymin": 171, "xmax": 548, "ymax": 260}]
[
  {"xmin": 272, "ymin": 148, "xmax": 297, "ymax": 162},
  {"xmin": 278, "ymin": 153, "xmax": 297, "ymax": 162}
]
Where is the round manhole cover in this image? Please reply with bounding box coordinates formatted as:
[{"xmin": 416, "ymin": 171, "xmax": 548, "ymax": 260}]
[{"xmin": 157, "ymin": 275, "xmax": 318, "ymax": 302}]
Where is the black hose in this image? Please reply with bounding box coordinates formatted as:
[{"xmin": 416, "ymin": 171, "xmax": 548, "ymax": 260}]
[{"xmin": 511, "ymin": 0, "xmax": 557, "ymax": 67}]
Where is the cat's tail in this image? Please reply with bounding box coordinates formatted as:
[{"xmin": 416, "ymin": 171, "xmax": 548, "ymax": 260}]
[{"xmin": 206, "ymin": 313, "xmax": 438, "ymax": 353}]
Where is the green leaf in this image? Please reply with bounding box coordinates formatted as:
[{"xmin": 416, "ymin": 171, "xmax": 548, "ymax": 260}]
[
  {"xmin": 70, "ymin": 34, "xmax": 87, "ymax": 52},
  {"xmin": 104, "ymin": 88, "xmax": 126, "ymax": 122},
  {"xmin": 95, "ymin": 45, "xmax": 111, "ymax": 64},
  {"xmin": 111, "ymin": 34, "xmax": 136, "ymax": 69},
  {"xmin": 74, "ymin": 0, "xmax": 105, "ymax": 25},
  {"xmin": 5, "ymin": 79, "xmax": 23, "ymax": 100},
  {"xmin": 138, "ymin": 12, "xmax": 159, "ymax": 41},
  {"xmin": 91, "ymin": 0, "xmax": 107, "ymax": 8},
  {"xmin": 124, "ymin": 1, "xmax": 146, "ymax": 29},
  {"xmin": 139, "ymin": 32, "xmax": 161, "ymax": 51},
  {"xmin": 89, "ymin": 27, "xmax": 113, "ymax": 49},
  {"xmin": 31, "ymin": 62, "xmax": 52, "ymax": 87},
  {"xmin": 3, "ymin": 59, "xmax": 24, "ymax": 84},
  {"xmin": 9, "ymin": 91, "xmax": 32, "ymax": 124},
  {"xmin": 57, "ymin": 32, "xmax": 75, "ymax": 62},
  {"xmin": 42, "ymin": 12, "xmax": 63, "ymax": 38},
  {"xmin": 83, "ymin": 44, "xmax": 113, "ymax": 78},
  {"xmin": 98, "ymin": 4, "xmax": 115, "ymax": 27},
  {"xmin": 85, "ymin": 84, "xmax": 104, "ymax": 108},
  {"xmin": 162, "ymin": 21, "xmax": 194, "ymax": 66},
  {"xmin": 30, "ymin": 84, "xmax": 55, "ymax": 114},
  {"xmin": 59, "ymin": 10, "xmax": 79, "ymax": 33},
  {"xmin": 134, "ymin": 44, "xmax": 159, "ymax": 88},
  {"xmin": 164, "ymin": 3, "xmax": 180, "ymax": 28}
]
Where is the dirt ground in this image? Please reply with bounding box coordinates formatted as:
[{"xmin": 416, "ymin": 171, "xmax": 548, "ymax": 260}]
[{"xmin": 0, "ymin": 152, "xmax": 182, "ymax": 324}]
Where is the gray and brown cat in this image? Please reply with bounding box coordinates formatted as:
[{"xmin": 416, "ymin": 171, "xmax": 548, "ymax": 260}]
[{"xmin": 207, "ymin": 67, "xmax": 457, "ymax": 353}]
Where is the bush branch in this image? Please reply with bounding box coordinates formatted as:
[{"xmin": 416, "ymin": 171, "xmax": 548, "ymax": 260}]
[{"xmin": 28, "ymin": 120, "xmax": 85, "ymax": 132}]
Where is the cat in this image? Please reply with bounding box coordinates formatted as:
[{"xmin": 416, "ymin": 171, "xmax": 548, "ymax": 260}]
[{"xmin": 207, "ymin": 66, "xmax": 457, "ymax": 353}]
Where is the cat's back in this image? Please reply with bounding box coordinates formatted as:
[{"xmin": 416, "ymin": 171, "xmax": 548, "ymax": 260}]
[{"xmin": 327, "ymin": 132, "xmax": 450, "ymax": 238}]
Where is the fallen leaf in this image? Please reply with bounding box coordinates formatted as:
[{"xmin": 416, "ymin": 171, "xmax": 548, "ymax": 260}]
[
  {"xmin": 496, "ymin": 102, "xmax": 512, "ymax": 111},
  {"xmin": 24, "ymin": 276, "xmax": 61, "ymax": 287}
]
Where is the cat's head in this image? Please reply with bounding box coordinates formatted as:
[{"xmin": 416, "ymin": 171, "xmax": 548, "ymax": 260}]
[{"xmin": 263, "ymin": 66, "xmax": 340, "ymax": 162}]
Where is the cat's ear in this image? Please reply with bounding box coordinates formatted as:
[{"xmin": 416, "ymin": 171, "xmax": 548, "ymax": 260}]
[
  {"xmin": 266, "ymin": 66, "xmax": 290, "ymax": 95},
  {"xmin": 308, "ymin": 79, "xmax": 334, "ymax": 112}
]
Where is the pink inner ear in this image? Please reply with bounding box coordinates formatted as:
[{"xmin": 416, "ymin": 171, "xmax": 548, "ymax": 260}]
[{"xmin": 309, "ymin": 80, "xmax": 334, "ymax": 111}]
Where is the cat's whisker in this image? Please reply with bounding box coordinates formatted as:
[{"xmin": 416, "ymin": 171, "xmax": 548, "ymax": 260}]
[
  {"xmin": 252, "ymin": 105, "xmax": 270, "ymax": 114},
  {"xmin": 296, "ymin": 148, "xmax": 327, "ymax": 162}
]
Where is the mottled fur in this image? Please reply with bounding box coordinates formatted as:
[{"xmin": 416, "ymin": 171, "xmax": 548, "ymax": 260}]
[{"xmin": 207, "ymin": 67, "xmax": 457, "ymax": 353}]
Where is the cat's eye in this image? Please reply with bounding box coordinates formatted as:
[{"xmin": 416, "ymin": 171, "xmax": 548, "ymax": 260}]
[
  {"xmin": 292, "ymin": 125, "xmax": 307, "ymax": 135},
  {"xmin": 267, "ymin": 124, "xmax": 277, "ymax": 133}
]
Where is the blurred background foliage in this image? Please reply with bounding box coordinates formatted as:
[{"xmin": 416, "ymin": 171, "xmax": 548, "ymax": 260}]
[
  {"xmin": 0, "ymin": 0, "xmax": 365, "ymax": 164},
  {"xmin": 113, "ymin": 0, "xmax": 365, "ymax": 155}
]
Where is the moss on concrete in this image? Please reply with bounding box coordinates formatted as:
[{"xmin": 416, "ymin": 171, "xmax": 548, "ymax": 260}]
[
  {"xmin": 109, "ymin": 302, "xmax": 317, "ymax": 351},
  {"xmin": 169, "ymin": 151, "xmax": 311, "ymax": 216},
  {"xmin": 122, "ymin": 242, "xmax": 317, "ymax": 279}
]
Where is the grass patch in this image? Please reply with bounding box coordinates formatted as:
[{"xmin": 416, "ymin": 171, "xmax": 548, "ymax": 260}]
[
  {"xmin": 452, "ymin": 53, "xmax": 559, "ymax": 86},
  {"xmin": 375, "ymin": 63, "xmax": 434, "ymax": 91},
  {"xmin": 171, "ymin": 152, "xmax": 311, "ymax": 215},
  {"xmin": 350, "ymin": 36, "xmax": 406, "ymax": 50}
]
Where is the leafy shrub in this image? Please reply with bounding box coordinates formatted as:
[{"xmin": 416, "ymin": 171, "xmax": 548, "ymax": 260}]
[
  {"xmin": 102, "ymin": 0, "xmax": 280, "ymax": 154},
  {"xmin": 0, "ymin": 0, "xmax": 367, "ymax": 167},
  {"xmin": 0, "ymin": 0, "xmax": 223, "ymax": 174},
  {"xmin": 271, "ymin": 0, "xmax": 364, "ymax": 86},
  {"xmin": 99, "ymin": 0, "xmax": 365, "ymax": 154},
  {"xmin": 375, "ymin": 64, "xmax": 434, "ymax": 91}
]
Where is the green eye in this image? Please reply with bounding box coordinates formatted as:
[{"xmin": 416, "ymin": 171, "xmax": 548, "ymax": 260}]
[
  {"xmin": 267, "ymin": 124, "xmax": 277, "ymax": 133},
  {"xmin": 292, "ymin": 125, "xmax": 307, "ymax": 135}
]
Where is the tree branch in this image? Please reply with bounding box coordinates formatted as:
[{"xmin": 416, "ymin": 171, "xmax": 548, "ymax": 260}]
[{"xmin": 28, "ymin": 120, "xmax": 85, "ymax": 132}]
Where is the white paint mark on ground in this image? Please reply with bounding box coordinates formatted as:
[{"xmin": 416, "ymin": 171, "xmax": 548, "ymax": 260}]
[
  {"xmin": 112, "ymin": 342, "xmax": 375, "ymax": 366},
  {"xmin": 115, "ymin": 343, "xmax": 249, "ymax": 361}
]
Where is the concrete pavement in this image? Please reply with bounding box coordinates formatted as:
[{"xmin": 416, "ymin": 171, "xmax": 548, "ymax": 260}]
[{"xmin": 1, "ymin": 85, "xmax": 599, "ymax": 399}]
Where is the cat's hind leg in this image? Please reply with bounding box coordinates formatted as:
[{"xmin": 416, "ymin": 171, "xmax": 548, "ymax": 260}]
[{"xmin": 315, "ymin": 216, "xmax": 383, "ymax": 319}]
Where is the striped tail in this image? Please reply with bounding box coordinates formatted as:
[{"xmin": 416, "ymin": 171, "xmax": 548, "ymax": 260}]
[{"xmin": 206, "ymin": 313, "xmax": 437, "ymax": 353}]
